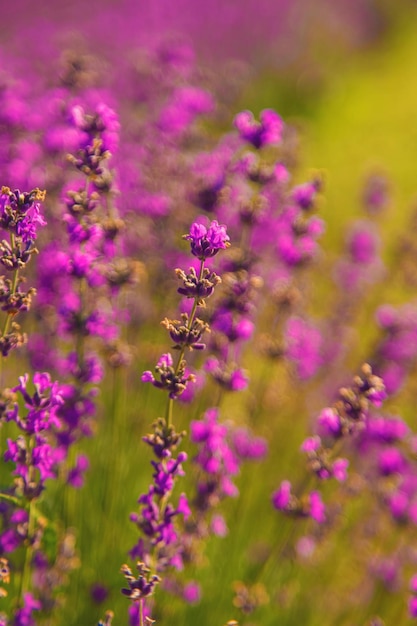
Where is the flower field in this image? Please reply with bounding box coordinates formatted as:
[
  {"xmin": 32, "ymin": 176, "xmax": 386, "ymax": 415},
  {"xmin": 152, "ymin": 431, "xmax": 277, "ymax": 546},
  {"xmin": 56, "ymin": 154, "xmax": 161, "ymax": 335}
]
[{"xmin": 1, "ymin": 2, "xmax": 417, "ymax": 625}]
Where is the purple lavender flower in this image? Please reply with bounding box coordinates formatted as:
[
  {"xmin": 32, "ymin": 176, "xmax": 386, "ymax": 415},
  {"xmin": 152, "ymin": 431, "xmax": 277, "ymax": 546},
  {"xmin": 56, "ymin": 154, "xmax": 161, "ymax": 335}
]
[
  {"xmin": 365, "ymin": 415, "xmax": 409, "ymax": 443},
  {"xmin": 234, "ymin": 109, "xmax": 283, "ymax": 149},
  {"xmin": 211, "ymin": 514, "xmax": 228, "ymax": 537},
  {"xmin": 272, "ymin": 480, "xmax": 292, "ymax": 511},
  {"xmin": 142, "ymin": 352, "xmax": 195, "ymax": 399},
  {"xmin": 317, "ymin": 407, "xmax": 342, "ymax": 438},
  {"xmin": 191, "ymin": 408, "xmax": 239, "ymax": 486},
  {"xmin": 0, "ymin": 508, "xmax": 28, "ymax": 553},
  {"xmin": 0, "ymin": 187, "xmax": 46, "ymax": 242},
  {"xmin": 300, "ymin": 436, "xmax": 321, "ymax": 453},
  {"xmin": 67, "ymin": 454, "xmax": 90, "ymax": 488},
  {"xmin": 363, "ymin": 172, "xmax": 389, "ymax": 215},
  {"xmin": 211, "ymin": 310, "xmax": 254, "ymax": 343},
  {"xmin": 13, "ymin": 593, "xmax": 41, "ymax": 626},
  {"xmin": 309, "ymin": 491, "xmax": 326, "ymax": 524},
  {"xmin": 157, "ymin": 86, "xmax": 214, "ymax": 137},
  {"xmin": 377, "ymin": 447, "xmax": 406, "ymax": 476},
  {"xmin": 410, "ymin": 596, "xmax": 417, "ymax": 619},
  {"xmin": 182, "ymin": 581, "xmax": 201, "ymax": 604},
  {"xmin": 204, "ymin": 357, "xmax": 249, "ymax": 391},
  {"xmin": 231, "ymin": 427, "xmax": 267, "ymax": 460},
  {"xmin": 347, "ymin": 222, "xmax": 379, "ymax": 264},
  {"xmin": 292, "ymin": 178, "xmax": 321, "ymax": 211},
  {"xmin": 191, "ymin": 407, "xmax": 266, "ymax": 502},
  {"xmin": 184, "ymin": 219, "xmax": 230, "ymax": 260},
  {"xmin": 332, "ymin": 458, "xmax": 349, "ymax": 482},
  {"xmin": 284, "ymin": 316, "xmax": 323, "ymax": 380}
]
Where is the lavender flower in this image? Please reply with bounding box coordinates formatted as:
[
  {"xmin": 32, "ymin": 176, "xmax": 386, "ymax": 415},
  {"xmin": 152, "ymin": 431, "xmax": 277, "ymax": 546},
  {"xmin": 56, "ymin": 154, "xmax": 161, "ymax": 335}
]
[
  {"xmin": 141, "ymin": 352, "xmax": 195, "ymax": 399},
  {"xmin": 183, "ymin": 220, "xmax": 230, "ymax": 260},
  {"xmin": 13, "ymin": 593, "xmax": 41, "ymax": 626},
  {"xmin": 0, "ymin": 187, "xmax": 46, "ymax": 357},
  {"xmin": 273, "ymin": 365, "xmax": 386, "ymax": 527},
  {"xmin": 234, "ymin": 109, "xmax": 284, "ymax": 149},
  {"xmin": 284, "ymin": 316, "xmax": 323, "ymax": 380}
]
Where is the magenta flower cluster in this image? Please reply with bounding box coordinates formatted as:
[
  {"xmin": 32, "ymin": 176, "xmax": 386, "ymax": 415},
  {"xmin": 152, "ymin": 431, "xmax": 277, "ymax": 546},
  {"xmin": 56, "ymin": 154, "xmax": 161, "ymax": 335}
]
[{"xmin": 0, "ymin": 17, "xmax": 416, "ymax": 626}]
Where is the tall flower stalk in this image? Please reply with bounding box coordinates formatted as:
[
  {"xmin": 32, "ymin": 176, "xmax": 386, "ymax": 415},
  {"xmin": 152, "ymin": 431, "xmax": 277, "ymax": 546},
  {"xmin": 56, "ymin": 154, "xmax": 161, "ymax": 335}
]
[{"xmin": 125, "ymin": 219, "xmax": 229, "ymax": 623}]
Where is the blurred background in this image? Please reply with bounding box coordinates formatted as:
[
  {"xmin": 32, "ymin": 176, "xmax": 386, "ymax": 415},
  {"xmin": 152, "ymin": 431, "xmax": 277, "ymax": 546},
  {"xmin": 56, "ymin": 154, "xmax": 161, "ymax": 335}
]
[
  {"xmin": 2, "ymin": 0, "xmax": 417, "ymax": 234},
  {"xmin": 1, "ymin": 2, "xmax": 417, "ymax": 624}
]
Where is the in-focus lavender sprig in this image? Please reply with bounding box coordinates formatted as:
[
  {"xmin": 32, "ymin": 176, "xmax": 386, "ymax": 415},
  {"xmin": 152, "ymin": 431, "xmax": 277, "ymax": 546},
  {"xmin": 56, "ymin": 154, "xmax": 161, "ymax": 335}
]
[
  {"xmin": 127, "ymin": 219, "xmax": 230, "ymax": 620},
  {"xmin": 142, "ymin": 218, "xmax": 229, "ymax": 410}
]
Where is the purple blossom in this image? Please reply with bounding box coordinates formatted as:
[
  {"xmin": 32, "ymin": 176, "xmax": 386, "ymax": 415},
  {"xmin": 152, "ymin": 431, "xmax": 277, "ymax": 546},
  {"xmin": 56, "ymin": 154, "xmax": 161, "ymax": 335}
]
[
  {"xmin": 377, "ymin": 448, "xmax": 405, "ymax": 476},
  {"xmin": 363, "ymin": 173, "xmax": 389, "ymax": 214},
  {"xmin": 183, "ymin": 581, "xmax": 201, "ymax": 604},
  {"xmin": 300, "ymin": 436, "xmax": 321, "ymax": 453},
  {"xmin": 31, "ymin": 439, "xmax": 57, "ymax": 481},
  {"xmin": 0, "ymin": 525, "xmax": 25, "ymax": 553},
  {"xmin": 231, "ymin": 427, "xmax": 268, "ymax": 460},
  {"xmin": 234, "ymin": 109, "xmax": 283, "ymax": 149},
  {"xmin": 212, "ymin": 310, "xmax": 254, "ymax": 343},
  {"xmin": 130, "ymin": 444, "xmax": 190, "ymax": 574},
  {"xmin": 347, "ymin": 221, "xmax": 379, "ymax": 264},
  {"xmin": 388, "ymin": 491, "xmax": 408, "ymax": 520},
  {"xmin": 141, "ymin": 352, "xmax": 195, "ymax": 399},
  {"xmin": 332, "ymin": 458, "xmax": 349, "ymax": 482},
  {"xmin": 7, "ymin": 371, "xmax": 63, "ymax": 435},
  {"xmin": 151, "ymin": 453, "xmax": 187, "ymax": 496},
  {"xmin": 284, "ymin": 316, "xmax": 323, "ymax": 380},
  {"xmin": 275, "ymin": 209, "xmax": 325, "ymax": 267},
  {"xmin": 317, "ymin": 407, "xmax": 342, "ymax": 438},
  {"xmin": 410, "ymin": 575, "xmax": 417, "ymax": 594},
  {"xmin": 0, "ymin": 188, "xmax": 46, "ymax": 243},
  {"xmin": 371, "ymin": 557, "xmax": 400, "ymax": 591},
  {"xmin": 211, "ymin": 514, "xmax": 228, "ymax": 537},
  {"xmin": 191, "ymin": 407, "xmax": 264, "ymax": 505},
  {"xmin": 158, "ymin": 87, "xmax": 214, "ymax": 136},
  {"xmin": 409, "ymin": 596, "xmax": 417, "ymax": 619},
  {"xmin": 90, "ymin": 583, "xmax": 109, "ymax": 605},
  {"xmin": 65, "ymin": 352, "xmax": 104, "ymax": 384},
  {"xmin": 292, "ymin": 179, "xmax": 321, "ymax": 211},
  {"xmin": 13, "ymin": 593, "xmax": 41, "ymax": 626},
  {"xmin": 367, "ymin": 386, "xmax": 387, "ymax": 407},
  {"xmin": 205, "ymin": 357, "xmax": 249, "ymax": 391},
  {"xmin": 309, "ymin": 491, "xmax": 326, "ymax": 524},
  {"xmin": 229, "ymin": 368, "xmax": 249, "ymax": 391},
  {"xmin": 296, "ymin": 536, "xmax": 316, "ymax": 559},
  {"xmin": 70, "ymin": 102, "xmax": 120, "ymax": 153},
  {"xmin": 272, "ymin": 480, "xmax": 292, "ymax": 511},
  {"xmin": 190, "ymin": 149, "xmax": 229, "ymax": 212},
  {"xmin": 67, "ymin": 454, "xmax": 90, "ymax": 488},
  {"xmin": 365, "ymin": 415, "xmax": 409, "ymax": 443},
  {"xmin": 184, "ymin": 220, "xmax": 230, "ymax": 260}
]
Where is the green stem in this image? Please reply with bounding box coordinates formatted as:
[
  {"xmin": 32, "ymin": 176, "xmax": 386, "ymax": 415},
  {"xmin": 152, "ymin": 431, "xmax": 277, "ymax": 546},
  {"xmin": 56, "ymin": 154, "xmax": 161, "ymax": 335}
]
[
  {"xmin": 139, "ymin": 598, "xmax": 144, "ymax": 626},
  {"xmin": 165, "ymin": 259, "xmax": 205, "ymax": 428},
  {"xmin": 18, "ymin": 434, "xmax": 36, "ymax": 607},
  {"xmin": 166, "ymin": 397, "xmax": 173, "ymax": 428},
  {"xmin": 0, "ymin": 493, "xmax": 20, "ymax": 505},
  {"xmin": 2, "ymin": 254, "xmax": 20, "ymax": 340},
  {"xmin": 19, "ymin": 498, "xmax": 35, "ymax": 606}
]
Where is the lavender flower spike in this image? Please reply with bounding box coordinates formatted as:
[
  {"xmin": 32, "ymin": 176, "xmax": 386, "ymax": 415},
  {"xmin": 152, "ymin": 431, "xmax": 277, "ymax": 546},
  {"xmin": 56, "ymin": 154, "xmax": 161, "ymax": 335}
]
[
  {"xmin": 234, "ymin": 109, "xmax": 284, "ymax": 149},
  {"xmin": 184, "ymin": 220, "xmax": 230, "ymax": 260}
]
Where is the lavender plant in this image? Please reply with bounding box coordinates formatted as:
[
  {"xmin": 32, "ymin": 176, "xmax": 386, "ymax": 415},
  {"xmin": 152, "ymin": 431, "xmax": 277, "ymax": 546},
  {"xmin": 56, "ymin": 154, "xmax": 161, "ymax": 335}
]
[
  {"xmin": 0, "ymin": 8, "xmax": 416, "ymax": 625},
  {"xmin": 0, "ymin": 189, "xmax": 81, "ymax": 625},
  {"xmin": 124, "ymin": 219, "xmax": 229, "ymax": 623}
]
